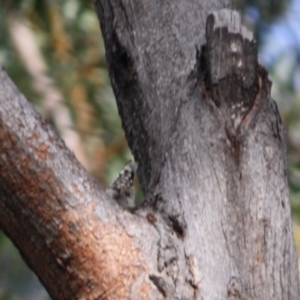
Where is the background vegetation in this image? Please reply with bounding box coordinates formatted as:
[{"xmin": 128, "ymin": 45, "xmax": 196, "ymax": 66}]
[{"xmin": 0, "ymin": 0, "xmax": 299, "ymax": 298}]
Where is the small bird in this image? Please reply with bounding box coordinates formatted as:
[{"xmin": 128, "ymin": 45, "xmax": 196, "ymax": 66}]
[{"xmin": 106, "ymin": 160, "xmax": 137, "ymax": 208}]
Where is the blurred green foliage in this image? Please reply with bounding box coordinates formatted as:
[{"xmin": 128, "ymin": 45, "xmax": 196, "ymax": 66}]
[{"xmin": 0, "ymin": 0, "xmax": 299, "ymax": 299}]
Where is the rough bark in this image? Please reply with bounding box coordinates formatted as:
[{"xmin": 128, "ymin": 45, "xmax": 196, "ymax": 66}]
[
  {"xmin": 0, "ymin": 67, "xmax": 159, "ymax": 299},
  {"xmin": 94, "ymin": 0, "xmax": 300, "ymax": 299},
  {"xmin": 0, "ymin": 2, "xmax": 298, "ymax": 300}
]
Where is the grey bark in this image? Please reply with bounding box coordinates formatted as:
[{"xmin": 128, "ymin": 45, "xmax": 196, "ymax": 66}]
[
  {"xmin": 94, "ymin": 0, "xmax": 300, "ymax": 299},
  {"xmin": 0, "ymin": 1, "xmax": 298, "ymax": 300}
]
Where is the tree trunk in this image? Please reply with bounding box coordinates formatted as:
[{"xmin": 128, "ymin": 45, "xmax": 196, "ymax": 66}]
[
  {"xmin": 94, "ymin": 0, "xmax": 300, "ymax": 299},
  {"xmin": 0, "ymin": 1, "xmax": 298, "ymax": 300}
]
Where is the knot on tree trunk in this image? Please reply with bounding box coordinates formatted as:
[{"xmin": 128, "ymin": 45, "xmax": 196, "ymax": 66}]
[{"xmin": 200, "ymin": 9, "xmax": 270, "ymax": 142}]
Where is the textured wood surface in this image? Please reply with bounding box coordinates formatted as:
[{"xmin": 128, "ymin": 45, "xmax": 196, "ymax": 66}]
[
  {"xmin": 0, "ymin": 2, "xmax": 298, "ymax": 299},
  {"xmin": 95, "ymin": 2, "xmax": 299, "ymax": 299}
]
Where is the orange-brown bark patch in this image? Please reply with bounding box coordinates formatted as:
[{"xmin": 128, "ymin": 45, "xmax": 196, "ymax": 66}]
[{"xmin": 57, "ymin": 203, "xmax": 150, "ymax": 300}]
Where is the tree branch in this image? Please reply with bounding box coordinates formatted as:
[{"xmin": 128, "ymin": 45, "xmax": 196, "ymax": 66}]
[
  {"xmin": 0, "ymin": 0, "xmax": 299, "ymax": 298},
  {"xmin": 0, "ymin": 67, "xmax": 162, "ymax": 299}
]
